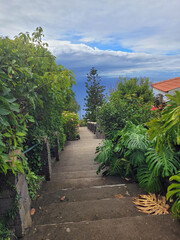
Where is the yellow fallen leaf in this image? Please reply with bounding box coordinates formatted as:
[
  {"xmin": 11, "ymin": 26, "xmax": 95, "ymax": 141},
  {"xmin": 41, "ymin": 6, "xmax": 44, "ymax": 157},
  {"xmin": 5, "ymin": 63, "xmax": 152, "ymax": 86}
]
[
  {"xmin": 133, "ymin": 194, "xmax": 170, "ymax": 215},
  {"xmin": 115, "ymin": 194, "xmax": 124, "ymax": 199},
  {"xmin": 60, "ymin": 196, "xmax": 66, "ymax": 201}
]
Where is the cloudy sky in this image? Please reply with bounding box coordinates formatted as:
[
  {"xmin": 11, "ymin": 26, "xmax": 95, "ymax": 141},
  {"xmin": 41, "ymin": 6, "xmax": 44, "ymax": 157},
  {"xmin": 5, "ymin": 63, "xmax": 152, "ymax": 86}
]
[{"xmin": 1, "ymin": 0, "xmax": 180, "ymax": 117}]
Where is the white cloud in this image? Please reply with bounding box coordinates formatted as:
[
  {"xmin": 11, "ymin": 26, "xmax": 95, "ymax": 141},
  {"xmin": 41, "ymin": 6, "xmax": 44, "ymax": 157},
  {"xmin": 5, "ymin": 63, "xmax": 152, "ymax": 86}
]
[
  {"xmin": 0, "ymin": 0, "xmax": 180, "ymax": 54},
  {"xmin": 47, "ymin": 39, "xmax": 180, "ymax": 79}
]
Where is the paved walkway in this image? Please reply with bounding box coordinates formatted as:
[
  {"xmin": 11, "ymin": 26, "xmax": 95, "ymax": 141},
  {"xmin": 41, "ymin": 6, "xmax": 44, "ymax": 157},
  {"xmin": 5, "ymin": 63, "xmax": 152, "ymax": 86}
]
[{"xmin": 24, "ymin": 127, "xmax": 180, "ymax": 240}]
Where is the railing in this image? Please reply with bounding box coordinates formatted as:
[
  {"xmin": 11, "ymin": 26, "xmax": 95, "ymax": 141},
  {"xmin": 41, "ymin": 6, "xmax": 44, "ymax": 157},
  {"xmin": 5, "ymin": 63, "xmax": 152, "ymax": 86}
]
[
  {"xmin": 87, "ymin": 122, "xmax": 105, "ymax": 139},
  {"xmin": 87, "ymin": 122, "xmax": 97, "ymax": 134}
]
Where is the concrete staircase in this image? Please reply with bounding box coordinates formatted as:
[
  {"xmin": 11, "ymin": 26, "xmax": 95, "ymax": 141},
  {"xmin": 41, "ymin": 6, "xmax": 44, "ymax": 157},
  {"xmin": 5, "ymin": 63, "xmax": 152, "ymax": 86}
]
[{"xmin": 24, "ymin": 127, "xmax": 180, "ymax": 240}]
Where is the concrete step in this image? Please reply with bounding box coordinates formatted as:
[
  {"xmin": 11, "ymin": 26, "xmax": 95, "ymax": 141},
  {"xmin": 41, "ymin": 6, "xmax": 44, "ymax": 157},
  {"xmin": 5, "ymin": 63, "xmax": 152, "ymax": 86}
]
[
  {"xmin": 24, "ymin": 215, "xmax": 180, "ymax": 240},
  {"xmin": 52, "ymin": 164, "xmax": 98, "ymax": 173},
  {"xmin": 41, "ymin": 176, "xmax": 127, "ymax": 190},
  {"xmin": 31, "ymin": 197, "xmax": 144, "ymax": 225},
  {"xmin": 54, "ymin": 160, "xmax": 99, "ymax": 167},
  {"xmin": 52, "ymin": 170, "xmax": 99, "ymax": 179},
  {"xmin": 33, "ymin": 183, "xmax": 145, "ymax": 207}
]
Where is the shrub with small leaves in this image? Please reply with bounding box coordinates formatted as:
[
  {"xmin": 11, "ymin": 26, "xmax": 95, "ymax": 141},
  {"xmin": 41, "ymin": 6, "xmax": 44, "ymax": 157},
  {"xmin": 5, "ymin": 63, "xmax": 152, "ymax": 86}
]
[{"xmin": 62, "ymin": 111, "xmax": 79, "ymax": 140}]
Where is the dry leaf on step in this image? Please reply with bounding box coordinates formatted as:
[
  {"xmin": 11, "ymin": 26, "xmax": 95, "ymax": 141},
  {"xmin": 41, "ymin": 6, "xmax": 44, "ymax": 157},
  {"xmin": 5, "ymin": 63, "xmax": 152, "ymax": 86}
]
[
  {"xmin": 133, "ymin": 194, "xmax": 170, "ymax": 215},
  {"xmin": 125, "ymin": 178, "xmax": 131, "ymax": 181},
  {"xmin": 30, "ymin": 208, "xmax": 36, "ymax": 215},
  {"xmin": 115, "ymin": 194, "xmax": 124, "ymax": 199},
  {"xmin": 60, "ymin": 196, "xmax": 66, "ymax": 201}
]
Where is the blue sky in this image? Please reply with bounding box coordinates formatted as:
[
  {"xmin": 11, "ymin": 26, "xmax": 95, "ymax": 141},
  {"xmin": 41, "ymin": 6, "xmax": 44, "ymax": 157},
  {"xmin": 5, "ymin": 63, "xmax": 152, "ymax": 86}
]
[{"xmin": 1, "ymin": 0, "xmax": 180, "ymax": 117}]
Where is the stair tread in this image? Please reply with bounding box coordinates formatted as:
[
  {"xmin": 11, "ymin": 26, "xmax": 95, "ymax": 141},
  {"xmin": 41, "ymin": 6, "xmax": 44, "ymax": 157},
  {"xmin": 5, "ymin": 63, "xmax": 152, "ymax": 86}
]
[
  {"xmin": 32, "ymin": 197, "xmax": 144, "ymax": 225},
  {"xmin": 24, "ymin": 215, "xmax": 180, "ymax": 240},
  {"xmin": 34, "ymin": 183, "xmax": 145, "ymax": 206}
]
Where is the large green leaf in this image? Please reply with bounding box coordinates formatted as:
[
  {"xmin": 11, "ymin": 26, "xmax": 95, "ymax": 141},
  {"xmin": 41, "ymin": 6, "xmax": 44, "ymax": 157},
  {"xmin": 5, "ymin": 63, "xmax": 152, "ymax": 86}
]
[
  {"xmin": 137, "ymin": 164, "xmax": 162, "ymax": 193},
  {"xmin": 146, "ymin": 147, "xmax": 180, "ymax": 177},
  {"xmin": 0, "ymin": 106, "xmax": 10, "ymax": 115}
]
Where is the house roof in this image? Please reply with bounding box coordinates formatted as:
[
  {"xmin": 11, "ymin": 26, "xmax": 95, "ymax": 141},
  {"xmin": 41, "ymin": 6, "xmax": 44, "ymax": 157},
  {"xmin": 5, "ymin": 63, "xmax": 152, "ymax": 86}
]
[{"xmin": 152, "ymin": 77, "xmax": 180, "ymax": 92}]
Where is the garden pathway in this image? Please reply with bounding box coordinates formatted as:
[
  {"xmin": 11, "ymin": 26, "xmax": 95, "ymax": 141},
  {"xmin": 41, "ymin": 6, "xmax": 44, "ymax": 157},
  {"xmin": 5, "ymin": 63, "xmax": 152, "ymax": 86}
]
[{"xmin": 24, "ymin": 127, "xmax": 180, "ymax": 240}]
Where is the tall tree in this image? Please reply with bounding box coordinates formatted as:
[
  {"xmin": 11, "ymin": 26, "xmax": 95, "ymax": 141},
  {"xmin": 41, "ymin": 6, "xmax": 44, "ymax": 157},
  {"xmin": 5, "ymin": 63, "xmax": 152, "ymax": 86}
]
[{"xmin": 84, "ymin": 67, "xmax": 105, "ymax": 121}]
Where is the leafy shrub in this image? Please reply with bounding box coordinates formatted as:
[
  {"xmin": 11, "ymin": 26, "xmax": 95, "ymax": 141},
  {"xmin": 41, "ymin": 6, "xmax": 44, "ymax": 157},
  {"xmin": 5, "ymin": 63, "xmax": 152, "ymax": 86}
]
[
  {"xmin": 79, "ymin": 119, "xmax": 87, "ymax": 127},
  {"xmin": 97, "ymin": 94, "xmax": 155, "ymax": 139},
  {"xmin": 146, "ymin": 91, "xmax": 180, "ymax": 151},
  {"xmin": 62, "ymin": 111, "xmax": 79, "ymax": 140},
  {"xmin": 0, "ymin": 221, "xmax": 13, "ymax": 240},
  {"xmin": 115, "ymin": 77, "xmax": 154, "ymax": 103},
  {"xmin": 95, "ymin": 121, "xmax": 180, "ymax": 193},
  {"xmin": 95, "ymin": 122, "xmax": 148, "ymax": 178}
]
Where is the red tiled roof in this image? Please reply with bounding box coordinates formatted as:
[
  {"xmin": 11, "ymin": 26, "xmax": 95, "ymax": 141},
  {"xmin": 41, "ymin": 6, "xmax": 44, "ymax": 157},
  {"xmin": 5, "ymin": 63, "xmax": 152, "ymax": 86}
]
[{"xmin": 152, "ymin": 77, "xmax": 180, "ymax": 92}]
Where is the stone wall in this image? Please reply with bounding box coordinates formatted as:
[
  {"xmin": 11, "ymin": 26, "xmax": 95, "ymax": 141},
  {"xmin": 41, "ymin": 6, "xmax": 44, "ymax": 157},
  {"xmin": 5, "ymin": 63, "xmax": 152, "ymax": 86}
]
[{"xmin": 0, "ymin": 172, "xmax": 32, "ymax": 238}]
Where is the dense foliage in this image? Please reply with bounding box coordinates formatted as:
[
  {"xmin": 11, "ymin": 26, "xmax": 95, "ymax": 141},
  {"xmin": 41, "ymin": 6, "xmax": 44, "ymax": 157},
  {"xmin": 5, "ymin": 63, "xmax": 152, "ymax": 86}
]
[
  {"xmin": 95, "ymin": 121, "xmax": 180, "ymax": 193},
  {"xmin": 0, "ymin": 27, "xmax": 80, "ymax": 238},
  {"xmin": 0, "ymin": 27, "xmax": 78, "ymax": 177},
  {"xmin": 115, "ymin": 77, "xmax": 154, "ymax": 102},
  {"xmin": 84, "ymin": 67, "xmax": 105, "ymax": 121},
  {"xmin": 95, "ymin": 77, "xmax": 180, "ymax": 217},
  {"xmin": 97, "ymin": 77, "xmax": 155, "ymax": 139}
]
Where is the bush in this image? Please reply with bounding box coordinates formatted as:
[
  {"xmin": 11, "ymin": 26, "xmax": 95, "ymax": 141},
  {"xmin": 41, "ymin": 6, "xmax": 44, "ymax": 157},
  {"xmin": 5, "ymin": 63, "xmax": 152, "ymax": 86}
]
[
  {"xmin": 95, "ymin": 121, "xmax": 180, "ymax": 193},
  {"xmin": 79, "ymin": 119, "xmax": 87, "ymax": 127},
  {"xmin": 62, "ymin": 111, "xmax": 79, "ymax": 140},
  {"xmin": 97, "ymin": 94, "xmax": 155, "ymax": 139}
]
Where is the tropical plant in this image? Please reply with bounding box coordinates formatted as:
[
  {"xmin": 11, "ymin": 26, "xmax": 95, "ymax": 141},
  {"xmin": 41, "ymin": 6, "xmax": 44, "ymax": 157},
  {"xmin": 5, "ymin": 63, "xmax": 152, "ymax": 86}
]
[
  {"xmin": 133, "ymin": 193, "xmax": 169, "ymax": 215},
  {"xmin": 146, "ymin": 91, "xmax": 180, "ymax": 151},
  {"xmin": 95, "ymin": 122, "xmax": 149, "ymax": 178},
  {"xmin": 167, "ymin": 172, "xmax": 180, "ymax": 218},
  {"xmin": 95, "ymin": 121, "xmax": 180, "ymax": 193}
]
